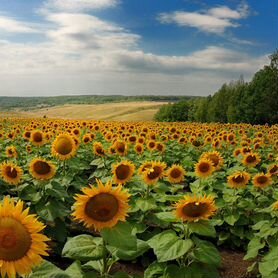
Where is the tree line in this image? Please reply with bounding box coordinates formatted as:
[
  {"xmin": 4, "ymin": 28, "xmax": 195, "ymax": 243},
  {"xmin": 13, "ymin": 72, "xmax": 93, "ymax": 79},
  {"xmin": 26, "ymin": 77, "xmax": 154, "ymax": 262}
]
[{"xmin": 155, "ymin": 50, "xmax": 278, "ymax": 125}]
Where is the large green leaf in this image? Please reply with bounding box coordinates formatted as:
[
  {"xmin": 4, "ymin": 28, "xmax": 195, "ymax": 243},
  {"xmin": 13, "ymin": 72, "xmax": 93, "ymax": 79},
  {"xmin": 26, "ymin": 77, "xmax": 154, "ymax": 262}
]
[
  {"xmin": 115, "ymin": 239, "xmax": 150, "ymax": 260},
  {"xmin": 155, "ymin": 212, "xmax": 177, "ymax": 223},
  {"xmin": 244, "ymin": 236, "xmax": 265, "ymax": 260},
  {"xmin": 144, "ymin": 262, "xmax": 167, "ymax": 278},
  {"xmin": 148, "ymin": 230, "xmax": 193, "ymax": 262},
  {"xmin": 101, "ymin": 222, "xmax": 137, "ymax": 250},
  {"xmin": 188, "ymin": 221, "xmax": 216, "ymax": 237},
  {"xmin": 259, "ymin": 244, "xmax": 278, "ymax": 277},
  {"xmin": 62, "ymin": 235, "xmax": 105, "ymax": 261},
  {"xmin": 65, "ymin": 261, "xmax": 84, "ymax": 277},
  {"xmin": 193, "ymin": 238, "xmax": 221, "ymax": 267},
  {"xmin": 29, "ymin": 260, "xmax": 70, "ymax": 278}
]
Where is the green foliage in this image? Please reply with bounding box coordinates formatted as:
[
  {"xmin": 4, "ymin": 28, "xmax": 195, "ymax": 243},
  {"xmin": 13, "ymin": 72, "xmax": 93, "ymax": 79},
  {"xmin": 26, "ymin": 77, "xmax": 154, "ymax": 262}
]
[{"xmin": 155, "ymin": 50, "xmax": 278, "ymax": 124}]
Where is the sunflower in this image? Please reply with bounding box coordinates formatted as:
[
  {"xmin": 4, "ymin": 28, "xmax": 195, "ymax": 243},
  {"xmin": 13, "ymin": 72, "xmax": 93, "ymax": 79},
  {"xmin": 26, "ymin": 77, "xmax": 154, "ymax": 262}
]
[
  {"xmin": 253, "ymin": 173, "xmax": 273, "ymax": 189},
  {"xmin": 156, "ymin": 142, "xmax": 166, "ymax": 153},
  {"xmin": 52, "ymin": 133, "xmax": 77, "ymax": 160},
  {"xmin": 268, "ymin": 164, "xmax": 278, "ymax": 177},
  {"xmin": 30, "ymin": 130, "xmax": 45, "ymax": 147},
  {"xmin": 272, "ymin": 200, "xmax": 278, "ymax": 211},
  {"xmin": 166, "ymin": 164, "xmax": 186, "ymax": 183},
  {"xmin": 242, "ymin": 152, "xmax": 261, "ymax": 167},
  {"xmin": 0, "ymin": 197, "xmax": 49, "ymax": 278},
  {"xmin": 134, "ymin": 143, "xmax": 144, "ymax": 155},
  {"xmin": 112, "ymin": 161, "xmax": 135, "ymax": 185},
  {"xmin": 138, "ymin": 161, "xmax": 153, "ymax": 175},
  {"xmin": 93, "ymin": 142, "xmax": 106, "ymax": 157},
  {"xmin": 142, "ymin": 161, "xmax": 166, "ymax": 185},
  {"xmin": 227, "ymin": 171, "xmax": 250, "ymax": 189},
  {"xmin": 201, "ymin": 151, "xmax": 224, "ymax": 170},
  {"xmin": 0, "ymin": 162, "xmax": 23, "ymax": 186},
  {"xmin": 175, "ymin": 195, "xmax": 217, "ymax": 222},
  {"xmin": 5, "ymin": 146, "xmax": 18, "ymax": 159},
  {"xmin": 147, "ymin": 140, "xmax": 156, "ymax": 151},
  {"xmin": 72, "ymin": 180, "xmax": 130, "ymax": 231},
  {"xmin": 194, "ymin": 159, "xmax": 215, "ymax": 179},
  {"xmin": 113, "ymin": 140, "xmax": 128, "ymax": 156},
  {"xmin": 23, "ymin": 131, "xmax": 31, "ymax": 141},
  {"xmin": 82, "ymin": 134, "xmax": 91, "ymax": 144},
  {"xmin": 29, "ymin": 158, "xmax": 56, "ymax": 181}
]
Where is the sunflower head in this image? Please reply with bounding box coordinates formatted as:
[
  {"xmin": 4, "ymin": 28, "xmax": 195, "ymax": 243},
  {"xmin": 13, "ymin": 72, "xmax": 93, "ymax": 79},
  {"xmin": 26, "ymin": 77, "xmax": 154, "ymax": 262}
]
[
  {"xmin": 29, "ymin": 158, "xmax": 56, "ymax": 181},
  {"xmin": 112, "ymin": 161, "xmax": 135, "ymax": 185},
  {"xmin": 195, "ymin": 158, "xmax": 215, "ymax": 179},
  {"xmin": 227, "ymin": 171, "xmax": 250, "ymax": 189},
  {"xmin": 242, "ymin": 152, "xmax": 261, "ymax": 167},
  {"xmin": 5, "ymin": 146, "xmax": 18, "ymax": 159},
  {"xmin": 166, "ymin": 164, "xmax": 186, "ymax": 184},
  {"xmin": 0, "ymin": 197, "xmax": 49, "ymax": 278},
  {"xmin": 268, "ymin": 164, "xmax": 278, "ymax": 177},
  {"xmin": 201, "ymin": 151, "xmax": 224, "ymax": 170},
  {"xmin": 142, "ymin": 161, "xmax": 167, "ymax": 185},
  {"xmin": 72, "ymin": 180, "xmax": 130, "ymax": 231},
  {"xmin": 93, "ymin": 142, "xmax": 106, "ymax": 157},
  {"xmin": 30, "ymin": 130, "xmax": 45, "ymax": 147},
  {"xmin": 156, "ymin": 142, "xmax": 166, "ymax": 153},
  {"xmin": 134, "ymin": 143, "xmax": 144, "ymax": 155},
  {"xmin": 147, "ymin": 140, "xmax": 156, "ymax": 151},
  {"xmin": 0, "ymin": 162, "xmax": 23, "ymax": 186},
  {"xmin": 52, "ymin": 133, "xmax": 77, "ymax": 160},
  {"xmin": 113, "ymin": 140, "xmax": 127, "ymax": 156},
  {"xmin": 253, "ymin": 173, "xmax": 273, "ymax": 189},
  {"xmin": 175, "ymin": 195, "xmax": 217, "ymax": 222},
  {"xmin": 272, "ymin": 200, "xmax": 278, "ymax": 211}
]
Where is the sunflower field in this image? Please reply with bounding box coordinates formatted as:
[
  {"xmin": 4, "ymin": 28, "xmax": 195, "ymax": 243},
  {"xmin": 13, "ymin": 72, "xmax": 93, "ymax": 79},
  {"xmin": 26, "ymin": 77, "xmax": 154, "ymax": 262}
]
[{"xmin": 0, "ymin": 118, "xmax": 277, "ymax": 278}]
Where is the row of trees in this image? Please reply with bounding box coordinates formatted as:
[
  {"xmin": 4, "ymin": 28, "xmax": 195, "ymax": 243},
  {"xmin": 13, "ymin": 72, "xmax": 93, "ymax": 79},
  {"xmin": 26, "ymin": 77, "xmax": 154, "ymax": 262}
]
[{"xmin": 155, "ymin": 51, "xmax": 278, "ymax": 124}]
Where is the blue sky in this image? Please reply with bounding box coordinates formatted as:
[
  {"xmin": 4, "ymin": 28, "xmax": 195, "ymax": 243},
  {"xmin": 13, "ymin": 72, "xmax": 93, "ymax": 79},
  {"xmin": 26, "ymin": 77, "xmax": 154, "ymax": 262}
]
[{"xmin": 0, "ymin": 0, "xmax": 276, "ymax": 96}]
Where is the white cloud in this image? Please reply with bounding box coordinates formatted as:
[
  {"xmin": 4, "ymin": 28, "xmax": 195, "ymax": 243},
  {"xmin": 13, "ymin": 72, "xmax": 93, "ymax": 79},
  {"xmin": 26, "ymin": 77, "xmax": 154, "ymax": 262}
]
[
  {"xmin": 0, "ymin": 16, "xmax": 39, "ymax": 33},
  {"xmin": 0, "ymin": 2, "xmax": 269, "ymax": 96},
  {"xmin": 45, "ymin": 13, "xmax": 139, "ymax": 51},
  {"xmin": 43, "ymin": 0, "xmax": 118, "ymax": 12},
  {"xmin": 158, "ymin": 3, "xmax": 250, "ymax": 34}
]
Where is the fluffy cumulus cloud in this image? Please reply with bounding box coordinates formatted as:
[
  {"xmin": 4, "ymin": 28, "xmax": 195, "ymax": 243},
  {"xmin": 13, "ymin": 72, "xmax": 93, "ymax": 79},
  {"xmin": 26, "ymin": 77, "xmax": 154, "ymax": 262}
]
[
  {"xmin": 158, "ymin": 3, "xmax": 250, "ymax": 34},
  {"xmin": 0, "ymin": 16, "xmax": 39, "ymax": 33},
  {"xmin": 43, "ymin": 0, "xmax": 118, "ymax": 12},
  {"xmin": 0, "ymin": 0, "xmax": 269, "ymax": 96}
]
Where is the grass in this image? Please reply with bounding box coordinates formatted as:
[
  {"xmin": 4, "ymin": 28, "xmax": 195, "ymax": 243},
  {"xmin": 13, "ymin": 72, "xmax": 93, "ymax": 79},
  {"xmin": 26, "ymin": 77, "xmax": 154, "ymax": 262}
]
[{"xmin": 1, "ymin": 101, "xmax": 166, "ymax": 121}]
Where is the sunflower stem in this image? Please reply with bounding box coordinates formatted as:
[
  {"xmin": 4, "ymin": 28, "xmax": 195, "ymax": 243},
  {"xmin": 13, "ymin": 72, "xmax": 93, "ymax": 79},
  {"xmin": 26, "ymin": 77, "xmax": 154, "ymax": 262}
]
[
  {"xmin": 62, "ymin": 160, "xmax": 66, "ymax": 176},
  {"xmin": 102, "ymin": 238, "xmax": 109, "ymax": 278},
  {"xmin": 145, "ymin": 185, "xmax": 150, "ymax": 198}
]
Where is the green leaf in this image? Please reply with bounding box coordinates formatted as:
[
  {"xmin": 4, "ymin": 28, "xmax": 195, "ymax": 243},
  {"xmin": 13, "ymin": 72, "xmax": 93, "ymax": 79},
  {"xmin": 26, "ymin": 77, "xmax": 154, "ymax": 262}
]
[
  {"xmin": 136, "ymin": 198, "xmax": 157, "ymax": 212},
  {"xmin": 62, "ymin": 235, "xmax": 104, "ymax": 261},
  {"xmin": 29, "ymin": 260, "xmax": 70, "ymax": 278},
  {"xmin": 65, "ymin": 261, "xmax": 84, "ymax": 277},
  {"xmin": 188, "ymin": 221, "xmax": 216, "ymax": 237},
  {"xmin": 244, "ymin": 237, "xmax": 265, "ymax": 260},
  {"xmin": 193, "ymin": 238, "xmax": 221, "ymax": 267},
  {"xmin": 101, "ymin": 222, "xmax": 137, "ymax": 251},
  {"xmin": 164, "ymin": 263, "xmax": 219, "ymax": 278},
  {"xmin": 148, "ymin": 230, "xmax": 193, "ymax": 262},
  {"xmin": 116, "ymin": 239, "xmax": 150, "ymax": 260},
  {"xmin": 144, "ymin": 262, "xmax": 166, "ymax": 278},
  {"xmin": 224, "ymin": 212, "xmax": 240, "ymax": 226},
  {"xmin": 259, "ymin": 244, "xmax": 278, "ymax": 277},
  {"xmin": 155, "ymin": 212, "xmax": 177, "ymax": 223}
]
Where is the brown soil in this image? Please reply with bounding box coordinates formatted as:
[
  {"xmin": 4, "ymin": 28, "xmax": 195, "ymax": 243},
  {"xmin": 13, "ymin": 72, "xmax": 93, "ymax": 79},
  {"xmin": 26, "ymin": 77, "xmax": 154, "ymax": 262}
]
[
  {"xmin": 219, "ymin": 250, "xmax": 255, "ymax": 278},
  {"xmin": 111, "ymin": 250, "xmax": 255, "ymax": 278},
  {"xmin": 49, "ymin": 249, "xmax": 256, "ymax": 278}
]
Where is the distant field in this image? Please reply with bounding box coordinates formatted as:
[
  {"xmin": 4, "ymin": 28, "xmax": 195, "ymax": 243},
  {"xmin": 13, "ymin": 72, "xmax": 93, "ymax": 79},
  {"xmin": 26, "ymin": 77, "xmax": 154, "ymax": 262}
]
[{"xmin": 0, "ymin": 101, "xmax": 166, "ymax": 121}]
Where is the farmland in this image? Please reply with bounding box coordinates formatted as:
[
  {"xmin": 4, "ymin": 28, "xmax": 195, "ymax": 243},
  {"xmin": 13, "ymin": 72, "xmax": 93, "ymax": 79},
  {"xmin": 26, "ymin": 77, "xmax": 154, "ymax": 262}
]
[
  {"xmin": 0, "ymin": 118, "xmax": 277, "ymax": 278},
  {"xmin": 0, "ymin": 102, "xmax": 165, "ymax": 121}
]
